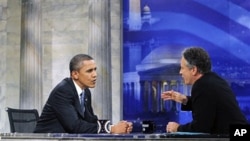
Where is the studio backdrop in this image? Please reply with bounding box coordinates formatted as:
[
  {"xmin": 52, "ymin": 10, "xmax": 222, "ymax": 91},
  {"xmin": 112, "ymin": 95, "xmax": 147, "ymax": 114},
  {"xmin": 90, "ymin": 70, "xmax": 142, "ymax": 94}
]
[{"xmin": 122, "ymin": 0, "xmax": 250, "ymax": 132}]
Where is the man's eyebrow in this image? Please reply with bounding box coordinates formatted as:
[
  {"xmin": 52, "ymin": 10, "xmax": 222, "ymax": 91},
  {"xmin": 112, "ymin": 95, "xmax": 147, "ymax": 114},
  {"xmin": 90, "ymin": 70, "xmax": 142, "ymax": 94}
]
[{"xmin": 86, "ymin": 67, "xmax": 97, "ymax": 72}]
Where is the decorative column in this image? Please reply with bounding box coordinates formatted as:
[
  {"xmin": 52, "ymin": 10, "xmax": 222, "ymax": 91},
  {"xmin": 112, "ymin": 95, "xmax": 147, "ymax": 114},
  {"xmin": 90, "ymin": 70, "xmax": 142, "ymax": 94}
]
[
  {"xmin": 88, "ymin": 0, "xmax": 112, "ymax": 120},
  {"xmin": 139, "ymin": 80, "xmax": 146, "ymax": 113},
  {"xmin": 156, "ymin": 81, "xmax": 162, "ymax": 112},
  {"xmin": 20, "ymin": 0, "xmax": 42, "ymax": 111},
  {"xmin": 147, "ymin": 81, "xmax": 152, "ymax": 112},
  {"xmin": 128, "ymin": 0, "xmax": 141, "ymax": 30}
]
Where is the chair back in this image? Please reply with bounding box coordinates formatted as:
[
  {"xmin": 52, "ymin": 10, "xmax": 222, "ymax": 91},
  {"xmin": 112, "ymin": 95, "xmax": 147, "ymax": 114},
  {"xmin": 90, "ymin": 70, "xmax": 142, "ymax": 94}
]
[{"xmin": 5, "ymin": 107, "xmax": 39, "ymax": 133}]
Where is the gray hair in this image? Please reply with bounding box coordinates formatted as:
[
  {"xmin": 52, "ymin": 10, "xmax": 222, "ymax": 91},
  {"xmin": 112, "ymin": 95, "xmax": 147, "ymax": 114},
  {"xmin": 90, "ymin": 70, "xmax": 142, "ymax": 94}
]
[{"xmin": 182, "ymin": 47, "xmax": 211, "ymax": 74}]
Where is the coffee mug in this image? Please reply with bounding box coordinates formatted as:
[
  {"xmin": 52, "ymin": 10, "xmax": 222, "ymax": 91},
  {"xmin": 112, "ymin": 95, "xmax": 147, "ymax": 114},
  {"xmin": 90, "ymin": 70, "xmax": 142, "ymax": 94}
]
[
  {"xmin": 97, "ymin": 119, "xmax": 111, "ymax": 133},
  {"xmin": 142, "ymin": 120, "xmax": 155, "ymax": 133}
]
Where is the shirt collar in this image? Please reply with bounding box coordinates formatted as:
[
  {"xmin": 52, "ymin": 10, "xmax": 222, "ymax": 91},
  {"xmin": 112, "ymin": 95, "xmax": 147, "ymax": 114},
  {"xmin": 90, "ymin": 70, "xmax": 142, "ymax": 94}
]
[{"xmin": 72, "ymin": 80, "xmax": 84, "ymax": 98}]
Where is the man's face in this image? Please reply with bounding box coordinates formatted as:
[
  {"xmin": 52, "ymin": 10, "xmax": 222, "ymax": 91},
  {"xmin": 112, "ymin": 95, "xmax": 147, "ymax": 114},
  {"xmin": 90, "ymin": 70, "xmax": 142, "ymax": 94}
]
[
  {"xmin": 179, "ymin": 57, "xmax": 195, "ymax": 85},
  {"xmin": 72, "ymin": 60, "xmax": 97, "ymax": 89}
]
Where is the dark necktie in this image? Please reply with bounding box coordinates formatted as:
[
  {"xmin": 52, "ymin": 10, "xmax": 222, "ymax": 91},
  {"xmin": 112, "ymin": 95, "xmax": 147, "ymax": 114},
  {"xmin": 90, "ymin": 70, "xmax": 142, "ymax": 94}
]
[{"xmin": 80, "ymin": 91, "xmax": 85, "ymax": 113}]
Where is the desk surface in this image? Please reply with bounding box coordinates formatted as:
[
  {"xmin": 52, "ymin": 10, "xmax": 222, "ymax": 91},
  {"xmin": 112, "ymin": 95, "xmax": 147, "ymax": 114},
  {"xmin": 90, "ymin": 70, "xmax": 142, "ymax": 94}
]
[{"xmin": 0, "ymin": 132, "xmax": 229, "ymax": 141}]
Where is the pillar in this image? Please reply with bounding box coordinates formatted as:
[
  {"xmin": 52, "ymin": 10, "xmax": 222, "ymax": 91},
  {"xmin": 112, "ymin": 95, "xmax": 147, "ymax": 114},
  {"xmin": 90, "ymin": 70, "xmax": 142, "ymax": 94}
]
[
  {"xmin": 20, "ymin": 0, "xmax": 42, "ymax": 111},
  {"xmin": 88, "ymin": 0, "xmax": 112, "ymax": 120}
]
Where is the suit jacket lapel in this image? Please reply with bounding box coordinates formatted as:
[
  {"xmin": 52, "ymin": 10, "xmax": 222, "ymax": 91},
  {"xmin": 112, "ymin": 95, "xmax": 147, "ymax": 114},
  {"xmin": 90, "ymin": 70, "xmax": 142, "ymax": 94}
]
[{"xmin": 67, "ymin": 78, "xmax": 85, "ymax": 118}]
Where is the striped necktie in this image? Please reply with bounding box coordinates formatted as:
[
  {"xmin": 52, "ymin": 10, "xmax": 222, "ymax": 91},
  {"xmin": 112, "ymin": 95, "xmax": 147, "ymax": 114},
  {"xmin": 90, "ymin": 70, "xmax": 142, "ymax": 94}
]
[{"xmin": 80, "ymin": 91, "xmax": 85, "ymax": 113}]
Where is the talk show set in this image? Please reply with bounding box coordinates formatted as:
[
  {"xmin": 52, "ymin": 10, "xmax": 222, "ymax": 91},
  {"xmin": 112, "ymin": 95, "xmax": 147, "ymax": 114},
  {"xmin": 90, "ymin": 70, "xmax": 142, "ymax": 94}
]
[{"xmin": 0, "ymin": 0, "xmax": 250, "ymax": 141}]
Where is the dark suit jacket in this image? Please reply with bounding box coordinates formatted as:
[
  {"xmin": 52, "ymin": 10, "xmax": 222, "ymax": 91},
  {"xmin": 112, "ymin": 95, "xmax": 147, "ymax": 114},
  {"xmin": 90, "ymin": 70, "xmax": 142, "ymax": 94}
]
[
  {"xmin": 34, "ymin": 78, "xmax": 98, "ymax": 133},
  {"xmin": 178, "ymin": 72, "xmax": 248, "ymax": 134}
]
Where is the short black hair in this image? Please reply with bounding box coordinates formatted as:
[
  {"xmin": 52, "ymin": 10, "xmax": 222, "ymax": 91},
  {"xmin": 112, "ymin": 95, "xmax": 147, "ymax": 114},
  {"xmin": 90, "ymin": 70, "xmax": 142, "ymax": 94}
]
[{"xmin": 69, "ymin": 54, "xmax": 93, "ymax": 73}]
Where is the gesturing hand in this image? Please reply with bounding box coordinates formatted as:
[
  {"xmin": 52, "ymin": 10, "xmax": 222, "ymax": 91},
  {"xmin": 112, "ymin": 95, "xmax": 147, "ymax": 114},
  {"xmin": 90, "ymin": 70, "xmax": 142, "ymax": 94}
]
[{"xmin": 161, "ymin": 90, "xmax": 188, "ymax": 104}]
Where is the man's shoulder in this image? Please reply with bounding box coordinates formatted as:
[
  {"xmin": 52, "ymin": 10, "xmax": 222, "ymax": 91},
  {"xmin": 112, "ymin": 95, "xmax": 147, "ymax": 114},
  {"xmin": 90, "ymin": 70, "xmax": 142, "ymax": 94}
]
[
  {"xmin": 58, "ymin": 77, "xmax": 73, "ymax": 85},
  {"xmin": 51, "ymin": 77, "xmax": 74, "ymax": 91},
  {"xmin": 201, "ymin": 72, "xmax": 222, "ymax": 81},
  {"xmin": 49, "ymin": 78, "xmax": 76, "ymax": 97},
  {"xmin": 194, "ymin": 72, "xmax": 217, "ymax": 87}
]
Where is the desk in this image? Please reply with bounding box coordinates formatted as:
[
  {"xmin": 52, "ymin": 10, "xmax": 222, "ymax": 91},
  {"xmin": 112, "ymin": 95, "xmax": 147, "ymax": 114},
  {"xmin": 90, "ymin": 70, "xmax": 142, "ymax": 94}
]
[{"xmin": 0, "ymin": 133, "xmax": 229, "ymax": 141}]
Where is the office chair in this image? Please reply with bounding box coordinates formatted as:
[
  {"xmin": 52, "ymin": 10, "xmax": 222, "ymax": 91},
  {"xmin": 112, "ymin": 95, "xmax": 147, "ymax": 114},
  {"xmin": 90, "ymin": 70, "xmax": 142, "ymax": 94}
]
[{"xmin": 5, "ymin": 107, "xmax": 39, "ymax": 133}]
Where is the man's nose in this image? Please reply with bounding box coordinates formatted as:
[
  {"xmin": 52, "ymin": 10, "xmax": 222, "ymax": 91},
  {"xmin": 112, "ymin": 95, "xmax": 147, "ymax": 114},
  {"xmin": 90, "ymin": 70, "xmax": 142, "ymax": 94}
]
[{"xmin": 92, "ymin": 71, "xmax": 97, "ymax": 77}]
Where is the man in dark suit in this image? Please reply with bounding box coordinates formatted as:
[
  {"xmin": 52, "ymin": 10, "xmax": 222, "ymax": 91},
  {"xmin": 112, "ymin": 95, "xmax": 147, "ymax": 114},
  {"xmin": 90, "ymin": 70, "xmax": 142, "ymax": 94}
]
[
  {"xmin": 161, "ymin": 47, "xmax": 248, "ymax": 134},
  {"xmin": 34, "ymin": 54, "xmax": 132, "ymax": 134}
]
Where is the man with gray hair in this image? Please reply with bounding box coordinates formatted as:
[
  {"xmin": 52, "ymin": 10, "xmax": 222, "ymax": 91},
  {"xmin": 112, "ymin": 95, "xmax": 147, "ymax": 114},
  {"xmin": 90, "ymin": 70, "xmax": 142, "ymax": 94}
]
[{"xmin": 161, "ymin": 47, "xmax": 247, "ymax": 134}]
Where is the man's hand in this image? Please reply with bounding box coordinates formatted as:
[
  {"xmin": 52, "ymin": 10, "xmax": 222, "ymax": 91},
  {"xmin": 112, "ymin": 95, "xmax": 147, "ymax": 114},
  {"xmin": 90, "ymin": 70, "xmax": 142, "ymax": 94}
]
[
  {"xmin": 126, "ymin": 122, "xmax": 133, "ymax": 133},
  {"xmin": 110, "ymin": 121, "xmax": 133, "ymax": 134},
  {"xmin": 161, "ymin": 90, "xmax": 188, "ymax": 104},
  {"xmin": 166, "ymin": 122, "xmax": 179, "ymax": 133}
]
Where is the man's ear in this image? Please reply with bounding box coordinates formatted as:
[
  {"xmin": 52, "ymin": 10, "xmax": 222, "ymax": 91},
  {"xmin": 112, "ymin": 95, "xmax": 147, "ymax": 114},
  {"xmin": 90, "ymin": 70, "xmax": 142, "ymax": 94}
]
[
  {"xmin": 192, "ymin": 66, "xmax": 199, "ymax": 76},
  {"xmin": 71, "ymin": 70, "xmax": 79, "ymax": 80}
]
